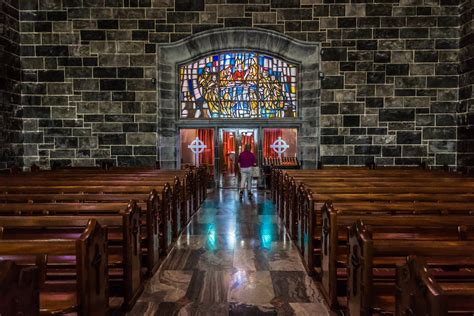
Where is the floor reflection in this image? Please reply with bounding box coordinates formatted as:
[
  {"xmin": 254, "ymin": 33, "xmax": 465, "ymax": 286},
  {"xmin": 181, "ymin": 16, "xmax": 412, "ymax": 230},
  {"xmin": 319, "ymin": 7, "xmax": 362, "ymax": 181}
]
[{"xmin": 127, "ymin": 189, "xmax": 329, "ymax": 315}]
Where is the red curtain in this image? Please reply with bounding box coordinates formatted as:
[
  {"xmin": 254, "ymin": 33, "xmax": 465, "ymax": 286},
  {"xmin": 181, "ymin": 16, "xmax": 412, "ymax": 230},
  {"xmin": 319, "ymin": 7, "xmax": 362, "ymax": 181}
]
[
  {"xmin": 264, "ymin": 128, "xmax": 283, "ymax": 158},
  {"xmin": 197, "ymin": 129, "xmax": 214, "ymax": 166},
  {"xmin": 241, "ymin": 134, "xmax": 255, "ymax": 152}
]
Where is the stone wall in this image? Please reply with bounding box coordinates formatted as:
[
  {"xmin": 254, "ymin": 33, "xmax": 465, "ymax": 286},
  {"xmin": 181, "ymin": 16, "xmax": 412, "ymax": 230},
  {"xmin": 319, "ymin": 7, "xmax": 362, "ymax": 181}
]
[
  {"xmin": 0, "ymin": 0, "xmax": 21, "ymax": 169},
  {"xmin": 11, "ymin": 0, "xmax": 469, "ymax": 168},
  {"xmin": 458, "ymin": 0, "xmax": 473, "ymax": 172}
]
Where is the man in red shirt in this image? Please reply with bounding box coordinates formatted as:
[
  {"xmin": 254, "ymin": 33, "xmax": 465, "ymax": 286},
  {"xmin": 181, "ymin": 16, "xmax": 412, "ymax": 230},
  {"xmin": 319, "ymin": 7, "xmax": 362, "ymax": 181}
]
[{"xmin": 237, "ymin": 144, "xmax": 256, "ymax": 199}]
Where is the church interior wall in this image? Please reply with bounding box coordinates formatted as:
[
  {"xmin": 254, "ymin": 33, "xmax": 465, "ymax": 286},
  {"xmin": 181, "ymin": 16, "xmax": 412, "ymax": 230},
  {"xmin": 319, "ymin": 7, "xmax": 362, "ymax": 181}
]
[{"xmin": 0, "ymin": 0, "xmax": 470, "ymax": 169}]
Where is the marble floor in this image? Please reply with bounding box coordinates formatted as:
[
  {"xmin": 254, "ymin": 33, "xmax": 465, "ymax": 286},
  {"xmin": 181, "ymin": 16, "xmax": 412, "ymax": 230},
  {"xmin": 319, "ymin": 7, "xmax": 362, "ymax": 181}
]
[{"xmin": 127, "ymin": 189, "xmax": 330, "ymax": 315}]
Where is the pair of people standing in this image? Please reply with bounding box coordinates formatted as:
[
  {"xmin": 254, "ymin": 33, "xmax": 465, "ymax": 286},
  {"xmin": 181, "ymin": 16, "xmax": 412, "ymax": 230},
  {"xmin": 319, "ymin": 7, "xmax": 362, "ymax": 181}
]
[{"xmin": 237, "ymin": 144, "xmax": 256, "ymax": 200}]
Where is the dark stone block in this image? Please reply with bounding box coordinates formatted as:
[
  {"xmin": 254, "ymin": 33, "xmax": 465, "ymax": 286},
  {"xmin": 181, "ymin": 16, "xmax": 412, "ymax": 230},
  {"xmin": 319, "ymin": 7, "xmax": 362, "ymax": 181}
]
[
  {"xmin": 58, "ymin": 57, "xmax": 82, "ymax": 67},
  {"xmin": 321, "ymin": 136, "xmax": 345, "ymax": 145},
  {"xmin": 81, "ymin": 30, "xmax": 106, "ymax": 41},
  {"xmin": 358, "ymin": 17, "xmax": 380, "ymax": 28},
  {"xmin": 100, "ymin": 79, "xmax": 126, "ymax": 91},
  {"xmin": 414, "ymin": 51, "xmax": 438, "ymax": 62},
  {"xmin": 313, "ymin": 5, "xmax": 329, "ymax": 17},
  {"xmin": 122, "ymin": 102, "xmax": 141, "ymax": 113},
  {"xmin": 321, "ymin": 128, "xmax": 338, "ymax": 135},
  {"xmin": 321, "ymin": 76, "xmax": 344, "ymax": 89},
  {"xmin": 367, "ymin": 72, "xmax": 385, "ymax": 84},
  {"xmin": 47, "ymin": 11, "xmax": 67, "ymax": 21},
  {"xmin": 123, "ymin": 123, "xmax": 139, "ymax": 132},
  {"xmin": 99, "ymin": 134, "xmax": 126, "ymax": 145},
  {"xmin": 112, "ymin": 92, "xmax": 136, "ymax": 101},
  {"xmin": 366, "ymin": 4, "xmax": 392, "ymax": 16},
  {"xmin": 383, "ymin": 146, "xmax": 401, "ymax": 157},
  {"xmin": 36, "ymin": 46, "xmax": 69, "ymax": 56},
  {"xmin": 321, "ymin": 104, "xmax": 339, "ymax": 114},
  {"xmin": 436, "ymin": 114, "xmax": 456, "ymax": 126},
  {"xmin": 430, "ymin": 102, "xmax": 457, "ymax": 113},
  {"xmin": 366, "ymin": 98, "xmax": 384, "ymax": 108},
  {"xmin": 406, "ymin": 40, "xmax": 434, "ymax": 50},
  {"xmin": 139, "ymin": 20, "xmax": 155, "ymax": 29},
  {"xmin": 98, "ymin": 20, "xmax": 119, "ymax": 29},
  {"xmin": 435, "ymin": 64, "xmax": 459, "ymax": 75},
  {"xmin": 395, "ymin": 89, "xmax": 416, "ymax": 96},
  {"xmin": 417, "ymin": 7, "xmax": 431, "ymax": 15},
  {"xmin": 386, "ymin": 64, "xmax": 409, "ymax": 76},
  {"xmin": 321, "ymin": 156, "xmax": 348, "ymax": 165},
  {"xmin": 118, "ymin": 67, "xmax": 144, "ymax": 78},
  {"xmin": 156, "ymin": 24, "xmax": 174, "ymax": 32},
  {"xmin": 111, "ymin": 146, "xmax": 133, "ymax": 155},
  {"xmin": 21, "ymin": 46, "xmax": 35, "ymax": 56},
  {"xmin": 350, "ymin": 128, "xmax": 366, "ymax": 135},
  {"xmin": 84, "ymin": 115, "xmax": 104, "ymax": 122},
  {"xmin": 82, "ymin": 92, "xmax": 111, "ymax": 101},
  {"xmin": 374, "ymin": 51, "xmax": 390, "ymax": 63},
  {"xmin": 285, "ymin": 21, "xmax": 301, "ymax": 32},
  {"xmin": 400, "ymin": 28, "xmax": 429, "ymax": 38},
  {"xmin": 338, "ymin": 18, "xmax": 356, "ymax": 28},
  {"xmin": 132, "ymin": 30, "xmax": 149, "ymax": 40},
  {"xmin": 23, "ymin": 107, "xmax": 51, "ymax": 119},
  {"xmin": 278, "ymin": 9, "xmax": 312, "ymax": 20},
  {"xmin": 435, "ymin": 39, "xmax": 458, "ymax": 49},
  {"xmin": 343, "ymin": 115, "xmax": 360, "ymax": 127},
  {"xmin": 380, "ymin": 109, "xmax": 415, "ymax": 122},
  {"xmin": 374, "ymin": 29, "xmax": 399, "ymax": 39},
  {"xmin": 397, "ymin": 131, "xmax": 422, "ymax": 144},
  {"xmin": 118, "ymin": 156, "xmax": 155, "ymax": 167},
  {"xmin": 145, "ymin": 44, "xmax": 156, "ymax": 53},
  {"xmin": 427, "ymin": 76, "xmax": 458, "ymax": 88},
  {"xmin": 175, "ymin": 0, "xmax": 204, "ymax": 11},
  {"xmin": 55, "ymin": 137, "xmax": 78, "ymax": 149},
  {"xmin": 134, "ymin": 146, "xmax": 157, "ymax": 155},
  {"xmin": 402, "ymin": 145, "xmax": 427, "ymax": 157},
  {"xmin": 438, "ymin": 16, "xmax": 459, "ymax": 27},
  {"xmin": 330, "ymin": 5, "xmax": 345, "ymax": 16},
  {"xmin": 271, "ymin": 0, "xmax": 300, "ymax": 7},
  {"xmin": 167, "ymin": 12, "xmax": 199, "ymax": 23},
  {"xmin": 193, "ymin": 24, "xmax": 223, "ymax": 34},
  {"xmin": 436, "ymin": 153, "xmax": 456, "ymax": 165},
  {"xmin": 38, "ymin": 71, "xmax": 65, "ymax": 82},
  {"xmin": 340, "ymin": 62, "xmax": 355, "ymax": 71},
  {"xmin": 94, "ymin": 67, "xmax": 117, "ymax": 78},
  {"xmin": 105, "ymin": 115, "xmax": 134, "ymax": 122},
  {"xmin": 355, "ymin": 145, "xmax": 381, "ymax": 155},
  {"xmin": 83, "ymin": 58, "xmax": 98, "ymax": 67},
  {"xmin": 423, "ymin": 127, "xmax": 456, "ymax": 139},
  {"xmin": 368, "ymin": 128, "xmax": 387, "ymax": 135},
  {"xmin": 321, "ymin": 48, "xmax": 347, "ymax": 61},
  {"xmin": 357, "ymin": 40, "xmax": 377, "ymax": 50},
  {"xmin": 394, "ymin": 158, "xmax": 422, "ymax": 165},
  {"xmin": 35, "ymin": 22, "xmax": 52, "ymax": 32},
  {"xmin": 225, "ymin": 18, "xmax": 252, "ymax": 27},
  {"xmin": 345, "ymin": 135, "xmax": 372, "ymax": 145},
  {"xmin": 139, "ymin": 123, "xmax": 156, "ymax": 132},
  {"xmin": 349, "ymin": 156, "xmax": 375, "ymax": 165},
  {"xmin": 66, "ymin": 68, "xmax": 92, "ymax": 78}
]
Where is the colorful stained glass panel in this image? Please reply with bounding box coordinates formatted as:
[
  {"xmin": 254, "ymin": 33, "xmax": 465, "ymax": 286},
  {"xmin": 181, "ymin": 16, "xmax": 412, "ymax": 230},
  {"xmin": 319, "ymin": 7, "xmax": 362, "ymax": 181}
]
[{"xmin": 179, "ymin": 52, "xmax": 297, "ymax": 119}]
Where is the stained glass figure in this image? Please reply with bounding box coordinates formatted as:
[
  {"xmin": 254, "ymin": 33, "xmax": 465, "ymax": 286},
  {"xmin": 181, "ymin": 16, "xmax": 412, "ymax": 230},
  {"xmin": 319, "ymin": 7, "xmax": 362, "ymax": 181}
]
[{"xmin": 179, "ymin": 52, "xmax": 297, "ymax": 119}]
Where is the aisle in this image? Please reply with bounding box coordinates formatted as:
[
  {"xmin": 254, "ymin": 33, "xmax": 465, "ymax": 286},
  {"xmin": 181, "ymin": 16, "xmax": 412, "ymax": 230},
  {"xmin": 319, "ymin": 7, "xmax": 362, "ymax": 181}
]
[{"xmin": 128, "ymin": 189, "xmax": 329, "ymax": 315}]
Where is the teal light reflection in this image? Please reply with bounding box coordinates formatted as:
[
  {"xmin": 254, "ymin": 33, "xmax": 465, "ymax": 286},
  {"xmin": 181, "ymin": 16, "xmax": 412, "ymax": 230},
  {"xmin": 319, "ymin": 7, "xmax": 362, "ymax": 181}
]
[
  {"xmin": 207, "ymin": 224, "xmax": 217, "ymax": 250},
  {"xmin": 259, "ymin": 215, "xmax": 273, "ymax": 250}
]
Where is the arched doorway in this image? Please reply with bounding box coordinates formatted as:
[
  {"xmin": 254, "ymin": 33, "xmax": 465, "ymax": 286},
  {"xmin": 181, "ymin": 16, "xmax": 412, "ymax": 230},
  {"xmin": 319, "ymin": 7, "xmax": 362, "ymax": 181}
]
[{"xmin": 156, "ymin": 28, "xmax": 321, "ymax": 179}]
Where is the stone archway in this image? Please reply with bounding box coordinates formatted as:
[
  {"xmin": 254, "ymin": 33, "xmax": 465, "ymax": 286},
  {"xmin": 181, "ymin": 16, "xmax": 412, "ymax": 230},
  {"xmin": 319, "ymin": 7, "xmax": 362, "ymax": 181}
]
[{"xmin": 157, "ymin": 28, "xmax": 320, "ymax": 169}]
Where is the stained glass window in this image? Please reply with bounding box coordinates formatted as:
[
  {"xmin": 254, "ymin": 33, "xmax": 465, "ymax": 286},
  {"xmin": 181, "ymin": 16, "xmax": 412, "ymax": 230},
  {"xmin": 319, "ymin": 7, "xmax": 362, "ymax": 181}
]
[{"xmin": 179, "ymin": 52, "xmax": 297, "ymax": 119}]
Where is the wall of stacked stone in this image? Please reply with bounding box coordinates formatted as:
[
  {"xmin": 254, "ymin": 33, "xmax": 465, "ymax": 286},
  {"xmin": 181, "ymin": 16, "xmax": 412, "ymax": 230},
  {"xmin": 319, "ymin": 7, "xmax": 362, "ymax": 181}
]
[
  {"xmin": 0, "ymin": 0, "xmax": 21, "ymax": 169},
  {"xmin": 10, "ymin": 0, "xmax": 465, "ymax": 168},
  {"xmin": 458, "ymin": 0, "xmax": 473, "ymax": 171}
]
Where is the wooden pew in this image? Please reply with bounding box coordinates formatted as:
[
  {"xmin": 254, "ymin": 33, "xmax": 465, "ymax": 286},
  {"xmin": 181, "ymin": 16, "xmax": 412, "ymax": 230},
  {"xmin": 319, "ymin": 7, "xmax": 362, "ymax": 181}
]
[
  {"xmin": 0, "ymin": 260, "xmax": 39, "ymax": 316},
  {"xmin": 0, "ymin": 219, "xmax": 109, "ymax": 315},
  {"xmin": 320, "ymin": 202, "xmax": 474, "ymax": 308},
  {"xmin": 396, "ymin": 256, "xmax": 474, "ymax": 316},
  {"xmin": 0, "ymin": 201, "xmax": 143, "ymax": 310},
  {"xmin": 0, "ymin": 189, "xmax": 165, "ymax": 275},
  {"xmin": 347, "ymin": 221, "xmax": 474, "ymax": 316}
]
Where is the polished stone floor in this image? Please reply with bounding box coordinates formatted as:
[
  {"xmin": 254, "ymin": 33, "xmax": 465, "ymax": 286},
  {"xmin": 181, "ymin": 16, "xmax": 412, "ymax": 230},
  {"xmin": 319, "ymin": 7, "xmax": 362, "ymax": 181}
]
[{"xmin": 128, "ymin": 189, "xmax": 329, "ymax": 315}]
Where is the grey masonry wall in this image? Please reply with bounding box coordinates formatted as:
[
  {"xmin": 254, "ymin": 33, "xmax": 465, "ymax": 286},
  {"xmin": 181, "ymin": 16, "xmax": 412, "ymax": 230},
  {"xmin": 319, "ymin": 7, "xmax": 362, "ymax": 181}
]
[
  {"xmin": 458, "ymin": 0, "xmax": 473, "ymax": 171},
  {"xmin": 0, "ymin": 0, "xmax": 21, "ymax": 169},
  {"xmin": 0, "ymin": 0, "xmax": 471, "ymax": 169}
]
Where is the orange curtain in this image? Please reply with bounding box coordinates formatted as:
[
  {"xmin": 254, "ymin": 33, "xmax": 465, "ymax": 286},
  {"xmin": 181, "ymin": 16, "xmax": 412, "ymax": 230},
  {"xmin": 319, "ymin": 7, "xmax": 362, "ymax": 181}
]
[
  {"xmin": 264, "ymin": 128, "xmax": 283, "ymax": 158},
  {"xmin": 197, "ymin": 129, "xmax": 214, "ymax": 166}
]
